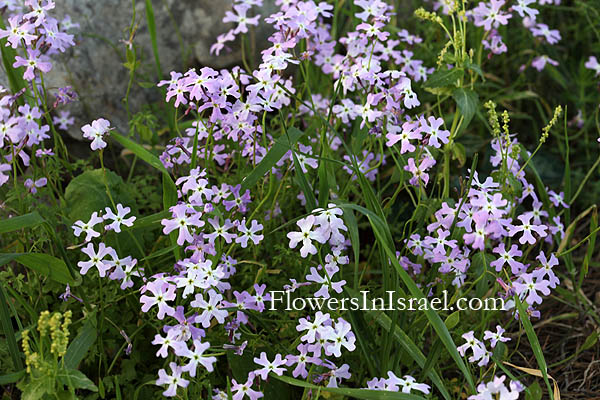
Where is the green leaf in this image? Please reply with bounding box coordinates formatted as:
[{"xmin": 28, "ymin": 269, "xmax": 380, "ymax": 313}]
[
  {"xmin": 57, "ymin": 369, "xmax": 98, "ymax": 392},
  {"xmin": 464, "ymin": 60, "xmax": 484, "ymax": 80},
  {"xmin": 272, "ymin": 374, "xmax": 425, "ymax": 400},
  {"xmin": 65, "ymin": 316, "xmax": 97, "ymax": 369},
  {"xmin": 444, "ymin": 310, "xmax": 460, "ymax": 330},
  {"xmin": 241, "ymin": 127, "xmax": 306, "ymax": 191},
  {"xmin": 0, "ymin": 369, "xmax": 25, "ymax": 385},
  {"xmin": 0, "ymin": 212, "xmax": 45, "ymax": 234},
  {"xmin": 452, "ymin": 88, "xmax": 479, "ymax": 132},
  {"xmin": 423, "ymin": 68, "xmax": 464, "ymax": 89},
  {"xmin": 0, "ymin": 253, "xmax": 77, "ymax": 285},
  {"xmin": 19, "ymin": 376, "xmax": 52, "ymax": 400},
  {"xmin": 64, "ymin": 169, "xmax": 137, "ymax": 224},
  {"xmin": 526, "ymin": 382, "xmax": 542, "ymax": 400}
]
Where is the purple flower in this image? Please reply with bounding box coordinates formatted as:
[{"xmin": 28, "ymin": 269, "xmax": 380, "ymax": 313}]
[
  {"xmin": 156, "ymin": 362, "xmax": 189, "ymax": 397},
  {"xmin": 508, "ymin": 214, "xmax": 547, "ymax": 245},
  {"xmin": 252, "ymin": 352, "xmax": 287, "ymax": 380},
  {"xmin": 139, "ymin": 280, "xmax": 176, "ymax": 319},
  {"xmin": 472, "ymin": 0, "xmax": 512, "ymax": 32},
  {"xmin": 13, "ymin": 49, "xmax": 52, "ymax": 81},
  {"xmin": 231, "ymin": 376, "xmax": 263, "ymax": 400},
  {"xmin": 181, "ymin": 339, "xmax": 217, "ymax": 376},
  {"xmin": 404, "ymin": 156, "xmax": 436, "ymax": 186},
  {"xmin": 287, "ymin": 215, "xmax": 327, "ymax": 258},
  {"xmin": 0, "ymin": 16, "xmax": 37, "ymax": 49},
  {"xmin": 77, "ymin": 242, "xmax": 114, "ymax": 277},
  {"xmin": 161, "ymin": 204, "xmax": 205, "ymax": 245},
  {"xmin": 81, "ymin": 118, "xmax": 111, "ymax": 150}
]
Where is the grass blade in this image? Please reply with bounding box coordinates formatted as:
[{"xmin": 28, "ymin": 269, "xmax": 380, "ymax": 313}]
[
  {"xmin": 272, "ymin": 374, "xmax": 426, "ymax": 400},
  {"xmin": 0, "ymin": 281, "xmax": 23, "ymax": 370},
  {"xmin": 513, "ymin": 294, "xmax": 554, "ymax": 399},
  {"xmin": 0, "ymin": 212, "xmax": 45, "ymax": 234},
  {"xmin": 241, "ymin": 127, "xmax": 306, "ymax": 191},
  {"xmin": 144, "ymin": 0, "xmax": 163, "ymax": 80},
  {"xmin": 0, "ymin": 253, "xmax": 77, "ymax": 285}
]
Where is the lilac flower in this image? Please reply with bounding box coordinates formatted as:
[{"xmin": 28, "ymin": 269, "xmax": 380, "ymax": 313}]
[
  {"xmin": 285, "ymin": 344, "xmax": 319, "ymax": 378},
  {"xmin": 81, "ymin": 118, "xmax": 111, "ymax": 150},
  {"xmin": 236, "ymin": 219, "xmax": 264, "ymax": 248},
  {"xmin": 420, "ymin": 116, "xmax": 450, "ymax": 148},
  {"xmin": 53, "ymin": 86, "xmax": 78, "ymax": 107},
  {"xmin": 404, "ymin": 156, "xmax": 436, "ymax": 186},
  {"xmin": 512, "ymin": 0, "xmax": 539, "ymax": 19},
  {"xmin": 386, "ymin": 372, "xmax": 431, "ymax": 394},
  {"xmin": 58, "ymin": 284, "xmax": 83, "ymax": 303},
  {"xmin": 191, "ymin": 289, "xmax": 229, "ymax": 328},
  {"xmin": 13, "ymin": 49, "xmax": 52, "ymax": 81},
  {"xmin": 287, "ymin": 215, "xmax": 327, "ymax": 257},
  {"xmin": 548, "ymin": 190, "xmax": 568, "ymax": 208},
  {"xmin": 322, "ymin": 318, "xmax": 356, "ymax": 357},
  {"xmin": 77, "ymin": 242, "xmax": 114, "ymax": 277},
  {"xmin": 457, "ymin": 331, "xmax": 488, "ymax": 365},
  {"xmin": 210, "ymin": 30, "xmax": 236, "ymax": 55},
  {"xmin": 325, "ymin": 362, "xmax": 351, "ymax": 388},
  {"xmin": 296, "ymin": 311, "xmax": 330, "ymax": 343},
  {"xmin": 531, "ymin": 55, "xmax": 558, "ymax": 71},
  {"xmin": 585, "ymin": 56, "xmax": 600, "ymax": 76},
  {"xmin": 152, "ymin": 329, "xmax": 186, "ymax": 358},
  {"xmin": 251, "ymin": 283, "xmax": 271, "ymax": 312},
  {"xmin": 536, "ymin": 251, "xmax": 560, "ymax": 288},
  {"xmin": 385, "ymin": 120, "xmax": 421, "ymax": 153},
  {"xmin": 490, "ymin": 243, "xmax": 525, "ymax": 274},
  {"xmin": 103, "ymin": 204, "xmax": 136, "ymax": 232},
  {"xmin": 306, "ymin": 265, "xmax": 346, "ymax": 299},
  {"xmin": 472, "ymin": 0, "xmax": 512, "ymax": 32},
  {"xmin": 24, "ymin": 177, "xmax": 47, "ymax": 194},
  {"xmin": 314, "ymin": 204, "xmax": 347, "ymax": 246},
  {"xmin": 252, "ymin": 352, "xmax": 287, "ymax": 380},
  {"xmin": 530, "ymin": 23, "xmax": 561, "ymax": 44},
  {"xmin": 163, "ymin": 306, "xmax": 204, "ymax": 341},
  {"xmin": 508, "ymin": 214, "xmax": 547, "ymax": 245},
  {"xmin": 206, "ymin": 216, "xmax": 237, "ymax": 244},
  {"xmin": 231, "ymin": 376, "xmax": 263, "ymax": 400},
  {"xmin": 468, "ymin": 375, "xmax": 523, "ymax": 400},
  {"xmin": 140, "ymin": 280, "xmax": 177, "ymax": 319},
  {"xmin": 223, "ymin": 184, "xmax": 252, "ymax": 213},
  {"xmin": 483, "ymin": 325, "xmax": 510, "ymax": 348},
  {"xmin": 109, "ymin": 256, "xmax": 141, "ymax": 290},
  {"xmin": 354, "ymin": 0, "xmax": 388, "ymax": 21},
  {"xmin": 513, "ymin": 271, "xmax": 551, "ymax": 305},
  {"xmin": 0, "ymin": 163, "xmax": 11, "ymax": 186},
  {"xmin": 181, "ymin": 339, "xmax": 217, "ymax": 376},
  {"xmin": 0, "ymin": 16, "xmax": 37, "ymax": 48},
  {"xmin": 156, "ymin": 362, "xmax": 189, "ymax": 397},
  {"xmin": 223, "ymin": 4, "xmax": 260, "ymax": 35},
  {"xmin": 53, "ymin": 111, "xmax": 74, "ymax": 130},
  {"xmin": 161, "ymin": 204, "xmax": 205, "ymax": 245}
]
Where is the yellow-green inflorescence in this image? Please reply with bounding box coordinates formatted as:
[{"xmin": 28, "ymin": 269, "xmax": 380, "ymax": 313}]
[{"xmin": 22, "ymin": 310, "xmax": 73, "ymax": 374}]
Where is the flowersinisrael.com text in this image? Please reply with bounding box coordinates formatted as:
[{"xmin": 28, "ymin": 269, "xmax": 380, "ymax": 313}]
[{"xmin": 269, "ymin": 290, "xmax": 507, "ymax": 312}]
